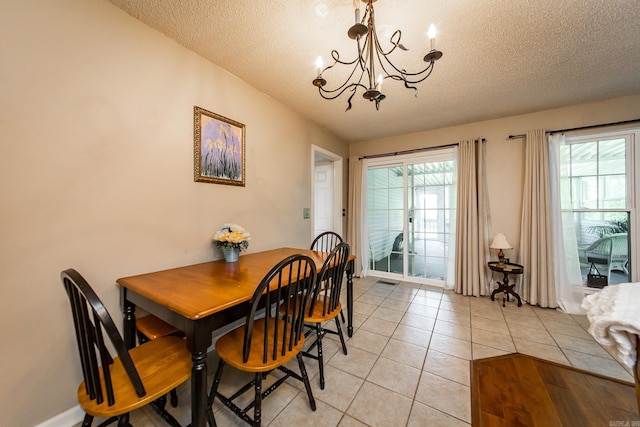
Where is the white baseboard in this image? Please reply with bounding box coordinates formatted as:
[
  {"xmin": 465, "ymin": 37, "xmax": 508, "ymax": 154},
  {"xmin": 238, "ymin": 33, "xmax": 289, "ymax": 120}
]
[{"xmin": 35, "ymin": 405, "xmax": 84, "ymax": 427}]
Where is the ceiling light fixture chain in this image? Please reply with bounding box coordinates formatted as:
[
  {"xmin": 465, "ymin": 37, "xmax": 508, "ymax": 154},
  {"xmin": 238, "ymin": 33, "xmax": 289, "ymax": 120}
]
[{"xmin": 312, "ymin": 0, "xmax": 443, "ymax": 111}]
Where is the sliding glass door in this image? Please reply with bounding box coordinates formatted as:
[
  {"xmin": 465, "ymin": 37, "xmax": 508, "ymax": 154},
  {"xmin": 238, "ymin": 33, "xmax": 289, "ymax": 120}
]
[
  {"xmin": 368, "ymin": 164, "xmax": 405, "ymax": 275},
  {"xmin": 366, "ymin": 148, "xmax": 456, "ymax": 285},
  {"xmin": 407, "ymin": 160, "xmax": 456, "ymax": 281}
]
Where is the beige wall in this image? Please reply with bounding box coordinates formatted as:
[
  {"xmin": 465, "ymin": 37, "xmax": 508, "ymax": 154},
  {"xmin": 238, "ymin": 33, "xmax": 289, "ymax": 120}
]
[
  {"xmin": 350, "ymin": 94, "xmax": 640, "ymax": 260},
  {"xmin": 0, "ymin": 1, "xmax": 347, "ymax": 425}
]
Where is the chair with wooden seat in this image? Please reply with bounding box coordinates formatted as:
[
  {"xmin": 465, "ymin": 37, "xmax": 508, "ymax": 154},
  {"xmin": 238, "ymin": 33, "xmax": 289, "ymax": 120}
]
[
  {"xmin": 136, "ymin": 315, "xmax": 181, "ymax": 344},
  {"xmin": 135, "ymin": 314, "xmax": 183, "ymax": 408},
  {"xmin": 310, "ymin": 231, "xmax": 346, "ymax": 323},
  {"xmin": 301, "ymin": 242, "xmax": 350, "ymax": 390},
  {"xmin": 310, "ymin": 231, "xmax": 343, "ymax": 254},
  {"xmin": 207, "ymin": 254, "xmax": 317, "ymax": 427},
  {"xmin": 61, "ymin": 268, "xmax": 194, "ymax": 427}
]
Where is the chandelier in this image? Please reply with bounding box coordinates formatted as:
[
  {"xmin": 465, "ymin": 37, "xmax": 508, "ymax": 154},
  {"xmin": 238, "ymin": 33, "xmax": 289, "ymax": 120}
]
[{"xmin": 312, "ymin": 0, "xmax": 443, "ymax": 111}]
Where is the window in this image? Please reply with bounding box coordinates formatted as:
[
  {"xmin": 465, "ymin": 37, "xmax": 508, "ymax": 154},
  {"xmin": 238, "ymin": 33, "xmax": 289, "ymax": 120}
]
[{"xmin": 557, "ymin": 130, "xmax": 636, "ymax": 284}]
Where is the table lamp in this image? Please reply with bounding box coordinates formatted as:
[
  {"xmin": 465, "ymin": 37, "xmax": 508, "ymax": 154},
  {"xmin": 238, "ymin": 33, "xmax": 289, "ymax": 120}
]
[{"xmin": 490, "ymin": 233, "xmax": 512, "ymax": 267}]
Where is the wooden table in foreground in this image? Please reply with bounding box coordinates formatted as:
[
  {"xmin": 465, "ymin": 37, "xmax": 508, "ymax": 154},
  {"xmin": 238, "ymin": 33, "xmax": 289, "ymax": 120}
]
[
  {"xmin": 117, "ymin": 247, "xmax": 355, "ymax": 427},
  {"xmin": 471, "ymin": 353, "xmax": 638, "ymax": 426}
]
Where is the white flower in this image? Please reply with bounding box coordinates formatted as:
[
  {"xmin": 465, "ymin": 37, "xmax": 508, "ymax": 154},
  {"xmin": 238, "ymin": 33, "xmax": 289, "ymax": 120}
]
[{"xmin": 212, "ymin": 223, "xmax": 251, "ymax": 251}]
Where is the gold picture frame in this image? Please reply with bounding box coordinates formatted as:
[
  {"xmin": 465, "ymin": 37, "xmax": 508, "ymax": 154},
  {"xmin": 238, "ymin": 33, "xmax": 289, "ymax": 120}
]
[{"xmin": 194, "ymin": 106, "xmax": 246, "ymax": 186}]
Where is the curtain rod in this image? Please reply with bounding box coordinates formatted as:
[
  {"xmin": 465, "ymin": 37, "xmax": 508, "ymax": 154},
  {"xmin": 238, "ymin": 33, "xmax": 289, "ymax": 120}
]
[
  {"xmin": 507, "ymin": 118, "xmax": 640, "ymax": 139},
  {"xmin": 358, "ymin": 139, "xmax": 484, "ymax": 160}
]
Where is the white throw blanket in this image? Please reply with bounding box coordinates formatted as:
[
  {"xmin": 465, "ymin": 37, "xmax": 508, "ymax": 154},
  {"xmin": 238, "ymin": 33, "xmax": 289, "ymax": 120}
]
[{"xmin": 582, "ymin": 283, "xmax": 640, "ymax": 370}]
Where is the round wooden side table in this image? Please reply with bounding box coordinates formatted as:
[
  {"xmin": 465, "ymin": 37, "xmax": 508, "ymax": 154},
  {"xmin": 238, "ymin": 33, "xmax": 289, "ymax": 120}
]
[{"xmin": 488, "ymin": 261, "xmax": 524, "ymax": 307}]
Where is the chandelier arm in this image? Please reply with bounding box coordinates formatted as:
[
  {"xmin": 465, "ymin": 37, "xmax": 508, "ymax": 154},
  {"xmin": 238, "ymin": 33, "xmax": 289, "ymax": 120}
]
[
  {"xmin": 395, "ymin": 64, "xmax": 436, "ymax": 85},
  {"xmin": 318, "ymin": 13, "xmax": 372, "ymax": 99},
  {"xmin": 363, "ymin": 1, "xmax": 373, "ymax": 27},
  {"xmin": 388, "ymin": 30, "xmax": 408, "ymax": 52},
  {"xmin": 320, "ymin": 57, "xmax": 368, "ymax": 111},
  {"xmin": 356, "ymin": 35, "xmax": 368, "ymax": 74},
  {"xmin": 376, "ymin": 60, "xmax": 436, "ymax": 84},
  {"xmin": 377, "ymin": 51, "xmax": 436, "ymax": 82},
  {"xmin": 365, "ymin": 3, "xmax": 379, "ymax": 89},
  {"xmin": 317, "ymin": 50, "xmax": 360, "ymax": 83},
  {"xmin": 403, "ymin": 65, "xmax": 435, "ymax": 85},
  {"xmin": 371, "ymin": 29, "xmax": 411, "ymax": 82},
  {"xmin": 372, "ymin": 30, "xmax": 435, "ymax": 83},
  {"xmin": 372, "ymin": 29, "xmax": 406, "ymax": 57},
  {"xmin": 327, "ymin": 50, "xmax": 360, "ymax": 67},
  {"xmin": 371, "ymin": 43, "xmax": 414, "ymax": 89},
  {"xmin": 317, "ymin": 82, "xmax": 368, "ymax": 101},
  {"xmin": 382, "ymin": 66, "xmax": 435, "ymax": 96},
  {"xmin": 346, "ymin": 90, "xmax": 356, "ymax": 112},
  {"xmin": 383, "ymin": 73, "xmax": 418, "ymax": 96},
  {"xmin": 319, "ymin": 47, "xmax": 369, "ymax": 83},
  {"xmin": 320, "ymin": 57, "xmax": 369, "ymax": 96}
]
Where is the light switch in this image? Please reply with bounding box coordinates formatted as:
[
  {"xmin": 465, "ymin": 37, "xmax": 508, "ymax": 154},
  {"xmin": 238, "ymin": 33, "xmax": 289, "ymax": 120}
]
[{"xmin": 303, "ymin": 208, "xmax": 310, "ymax": 219}]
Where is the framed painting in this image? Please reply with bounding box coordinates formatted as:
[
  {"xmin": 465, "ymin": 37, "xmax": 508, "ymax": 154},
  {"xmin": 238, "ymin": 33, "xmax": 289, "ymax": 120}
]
[{"xmin": 194, "ymin": 106, "xmax": 246, "ymax": 186}]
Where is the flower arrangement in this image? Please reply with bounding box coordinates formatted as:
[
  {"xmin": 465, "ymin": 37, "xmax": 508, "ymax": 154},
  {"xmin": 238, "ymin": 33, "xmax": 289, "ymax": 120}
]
[{"xmin": 212, "ymin": 223, "xmax": 251, "ymax": 252}]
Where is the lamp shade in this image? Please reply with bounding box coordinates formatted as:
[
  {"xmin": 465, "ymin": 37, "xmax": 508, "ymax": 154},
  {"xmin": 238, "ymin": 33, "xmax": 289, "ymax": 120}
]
[{"xmin": 490, "ymin": 233, "xmax": 512, "ymax": 250}]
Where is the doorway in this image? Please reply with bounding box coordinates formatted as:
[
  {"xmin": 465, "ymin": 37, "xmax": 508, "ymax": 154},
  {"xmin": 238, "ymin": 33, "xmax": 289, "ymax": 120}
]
[
  {"xmin": 365, "ymin": 148, "xmax": 456, "ymax": 285},
  {"xmin": 312, "ymin": 145, "xmax": 343, "ymax": 240}
]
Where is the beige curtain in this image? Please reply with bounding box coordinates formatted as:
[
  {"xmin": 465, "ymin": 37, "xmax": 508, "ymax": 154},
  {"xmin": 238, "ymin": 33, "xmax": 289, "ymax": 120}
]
[
  {"xmin": 518, "ymin": 129, "xmax": 557, "ymax": 307},
  {"xmin": 454, "ymin": 139, "xmax": 491, "ymax": 296},
  {"xmin": 347, "ymin": 156, "xmax": 364, "ymax": 277}
]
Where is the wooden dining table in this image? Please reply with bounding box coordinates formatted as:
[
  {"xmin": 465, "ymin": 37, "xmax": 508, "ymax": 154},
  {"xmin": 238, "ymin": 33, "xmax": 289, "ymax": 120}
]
[{"xmin": 117, "ymin": 247, "xmax": 355, "ymax": 427}]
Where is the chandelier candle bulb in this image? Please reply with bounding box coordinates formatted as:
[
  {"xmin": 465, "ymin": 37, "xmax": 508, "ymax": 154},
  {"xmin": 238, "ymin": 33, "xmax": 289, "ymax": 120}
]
[
  {"xmin": 428, "ymin": 24, "xmax": 437, "ymax": 51},
  {"xmin": 377, "ymin": 74, "xmax": 383, "ymax": 92},
  {"xmin": 315, "ymin": 56, "xmax": 323, "ymax": 77}
]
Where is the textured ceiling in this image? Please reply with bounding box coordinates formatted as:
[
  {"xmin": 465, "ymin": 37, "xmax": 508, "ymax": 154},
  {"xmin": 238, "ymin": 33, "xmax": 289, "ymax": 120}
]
[{"xmin": 107, "ymin": 0, "xmax": 640, "ymax": 143}]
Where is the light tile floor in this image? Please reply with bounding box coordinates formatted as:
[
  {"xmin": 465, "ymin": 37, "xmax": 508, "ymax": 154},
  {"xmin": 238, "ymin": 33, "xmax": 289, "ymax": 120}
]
[{"xmin": 77, "ymin": 276, "xmax": 633, "ymax": 426}]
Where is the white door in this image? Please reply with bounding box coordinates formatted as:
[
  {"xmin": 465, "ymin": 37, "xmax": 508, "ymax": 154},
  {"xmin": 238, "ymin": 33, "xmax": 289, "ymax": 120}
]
[
  {"xmin": 314, "ymin": 163, "xmax": 334, "ymax": 236},
  {"xmin": 311, "ymin": 145, "xmax": 343, "ymax": 241}
]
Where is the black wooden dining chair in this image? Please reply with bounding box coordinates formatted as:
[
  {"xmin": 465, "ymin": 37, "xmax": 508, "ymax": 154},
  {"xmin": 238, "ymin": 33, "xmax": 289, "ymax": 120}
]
[
  {"xmin": 310, "ymin": 231, "xmax": 346, "ymax": 323},
  {"xmin": 310, "ymin": 231, "xmax": 343, "ymax": 254},
  {"xmin": 207, "ymin": 254, "xmax": 317, "ymax": 427},
  {"xmin": 61, "ymin": 268, "xmax": 194, "ymax": 427},
  {"xmin": 301, "ymin": 242, "xmax": 350, "ymax": 389}
]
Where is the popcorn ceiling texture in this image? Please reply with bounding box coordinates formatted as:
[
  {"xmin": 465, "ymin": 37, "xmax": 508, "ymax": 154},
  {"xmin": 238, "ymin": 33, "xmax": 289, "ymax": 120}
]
[{"xmin": 108, "ymin": 0, "xmax": 640, "ymax": 142}]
